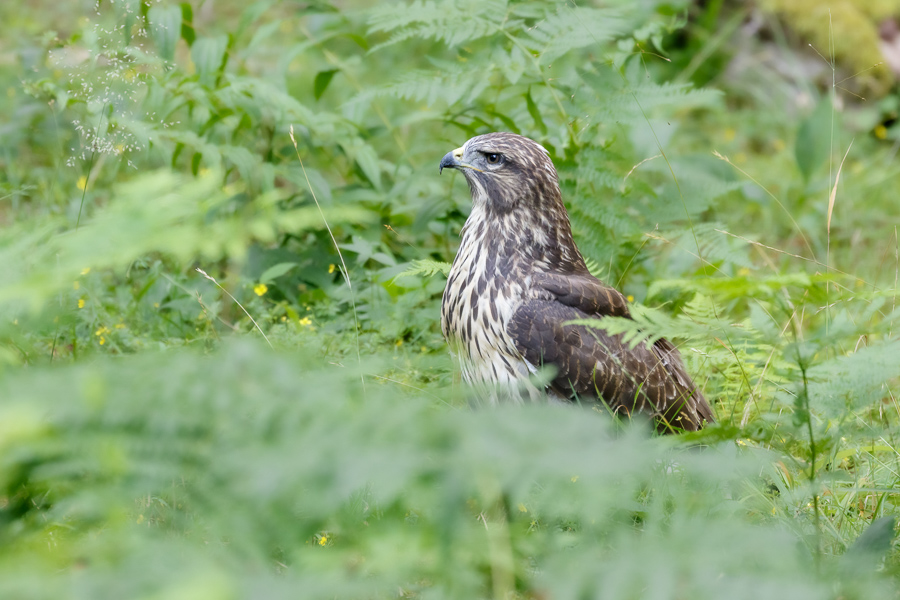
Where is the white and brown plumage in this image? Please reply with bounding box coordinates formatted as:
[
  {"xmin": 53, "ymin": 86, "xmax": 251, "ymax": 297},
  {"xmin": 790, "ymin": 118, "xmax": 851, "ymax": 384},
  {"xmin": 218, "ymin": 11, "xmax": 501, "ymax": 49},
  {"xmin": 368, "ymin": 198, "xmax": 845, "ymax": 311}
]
[{"xmin": 439, "ymin": 132, "xmax": 714, "ymax": 432}]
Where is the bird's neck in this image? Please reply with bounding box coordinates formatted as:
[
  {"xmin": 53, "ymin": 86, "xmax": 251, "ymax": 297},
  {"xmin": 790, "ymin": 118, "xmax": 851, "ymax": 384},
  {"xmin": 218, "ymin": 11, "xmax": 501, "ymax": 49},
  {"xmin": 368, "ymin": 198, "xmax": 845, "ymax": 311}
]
[{"xmin": 459, "ymin": 195, "xmax": 587, "ymax": 276}]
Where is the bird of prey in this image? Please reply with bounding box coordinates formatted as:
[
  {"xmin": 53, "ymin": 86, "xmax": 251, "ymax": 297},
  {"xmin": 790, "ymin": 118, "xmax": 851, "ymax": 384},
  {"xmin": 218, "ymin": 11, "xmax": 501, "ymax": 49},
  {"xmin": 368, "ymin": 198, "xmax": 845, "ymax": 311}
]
[{"xmin": 438, "ymin": 132, "xmax": 714, "ymax": 432}]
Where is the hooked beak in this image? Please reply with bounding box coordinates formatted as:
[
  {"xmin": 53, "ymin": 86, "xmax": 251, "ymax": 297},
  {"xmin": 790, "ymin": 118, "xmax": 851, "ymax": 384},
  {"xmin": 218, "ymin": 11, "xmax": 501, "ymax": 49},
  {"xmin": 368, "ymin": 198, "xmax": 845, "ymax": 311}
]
[{"xmin": 439, "ymin": 146, "xmax": 482, "ymax": 174}]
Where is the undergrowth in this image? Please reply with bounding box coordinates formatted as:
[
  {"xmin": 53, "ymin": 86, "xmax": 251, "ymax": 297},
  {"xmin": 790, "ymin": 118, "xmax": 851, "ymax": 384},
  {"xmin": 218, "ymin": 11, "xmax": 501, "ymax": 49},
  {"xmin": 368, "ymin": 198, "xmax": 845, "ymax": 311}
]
[{"xmin": 1, "ymin": 0, "xmax": 899, "ymax": 597}]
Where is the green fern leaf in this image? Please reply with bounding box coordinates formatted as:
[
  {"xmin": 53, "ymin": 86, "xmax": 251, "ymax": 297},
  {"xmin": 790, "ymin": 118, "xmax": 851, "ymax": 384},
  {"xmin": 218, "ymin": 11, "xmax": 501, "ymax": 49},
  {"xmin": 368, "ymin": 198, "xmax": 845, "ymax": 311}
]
[{"xmin": 392, "ymin": 259, "xmax": 452, "ymax": 282}]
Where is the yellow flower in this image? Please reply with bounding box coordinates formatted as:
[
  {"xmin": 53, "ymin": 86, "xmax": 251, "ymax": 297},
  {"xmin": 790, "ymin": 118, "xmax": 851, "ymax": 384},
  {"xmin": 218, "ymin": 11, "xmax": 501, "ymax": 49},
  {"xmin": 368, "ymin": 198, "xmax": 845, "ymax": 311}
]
[
  {"xmin": 76, "ymin": 176, "xmax": 87, "ymax": 191},
  {"xmin": 253, "ymin": 283, "xmax": 268, "ymax": 296},
  {"xmin": 737, "ymin": 267, "xmax": 750, "ymax": 277},
  {"xmin": 81, "ymin": 267, "xmax": 91, "ymax": 275},
  {"xmin": 298, "ymin": 316, "xmax": 312, "ymax": 326},
  {"xmin": 99, "ymin": 337, "xmax": 106, "ymax": 345},
  {"xmin": 328, "ymin": 264, "xmax": 336, "ymax": 274},
  {"xmin": 318, "ymin": 535, "xmax": 328, "ymax": 546},
  {"xmin": 875, "ymin": 124, "xmax": 888, "ymax": 140},
  {"xmin": 626, "ymin": 295, "xmax": 634, "ymax": 303},
  {"xmin": 571, "ymin": 475, "xmax": 579, "ymax": 483},
  {"xmin": 78, "ymin": 299, "xmax": 85, "ymax": 308},
  {"xmin": 115, "ymin": 323, "xmax": 125, "ymax": 329},
  {"xmin": 518, "ymin": 503, "xmax": 528, "ymax": 513},
  {"xmin": 95, "ymin": 326, "xmax": 110, "ymax": 336},
  {"xmin": 73, "ymin": 281, "xmax": 80, "ymax": 290}
]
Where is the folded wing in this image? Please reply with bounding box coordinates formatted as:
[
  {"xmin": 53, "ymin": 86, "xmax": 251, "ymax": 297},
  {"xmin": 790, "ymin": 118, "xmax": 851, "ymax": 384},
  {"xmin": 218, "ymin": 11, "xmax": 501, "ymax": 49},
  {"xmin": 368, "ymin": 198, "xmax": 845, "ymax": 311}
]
[{"xmin": 507, "ymin": 272, "xmax": 714, "ymax": 431}]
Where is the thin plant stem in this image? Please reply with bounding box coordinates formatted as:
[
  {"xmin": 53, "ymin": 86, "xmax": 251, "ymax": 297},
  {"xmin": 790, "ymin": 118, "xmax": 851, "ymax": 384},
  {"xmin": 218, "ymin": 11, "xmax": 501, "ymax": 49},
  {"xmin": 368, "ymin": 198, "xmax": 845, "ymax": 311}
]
[
  {"xmin": 289, "ymin": 125, "xmax": 365, "ymax": 393},
  {"xmin": 196, "ymin": 268, "xmax": 272, "ymax": 349}
]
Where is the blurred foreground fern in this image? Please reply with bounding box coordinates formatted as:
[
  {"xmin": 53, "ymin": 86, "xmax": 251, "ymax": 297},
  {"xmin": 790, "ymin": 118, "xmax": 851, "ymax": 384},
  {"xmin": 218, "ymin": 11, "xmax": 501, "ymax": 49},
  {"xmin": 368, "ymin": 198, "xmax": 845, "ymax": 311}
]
[{"xmin": 0, "ymin": 341, "xmax": 895, "ymax": 598}]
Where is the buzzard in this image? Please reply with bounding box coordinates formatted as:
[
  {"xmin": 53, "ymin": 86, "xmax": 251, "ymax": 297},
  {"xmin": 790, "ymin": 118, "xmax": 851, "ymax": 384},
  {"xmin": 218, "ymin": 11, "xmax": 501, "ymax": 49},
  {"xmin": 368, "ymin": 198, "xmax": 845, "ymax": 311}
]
[{"xmin": 439, "ymin": 132, "xmax": 714, "ymax": 432}]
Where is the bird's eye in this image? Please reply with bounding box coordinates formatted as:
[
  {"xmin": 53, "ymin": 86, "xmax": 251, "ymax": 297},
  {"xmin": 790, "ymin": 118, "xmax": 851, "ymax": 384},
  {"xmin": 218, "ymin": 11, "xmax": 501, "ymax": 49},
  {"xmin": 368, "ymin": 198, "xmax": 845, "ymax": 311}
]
[{"xmin": 485, "ymin": 153, "xmax": 501, "ymax": 165}]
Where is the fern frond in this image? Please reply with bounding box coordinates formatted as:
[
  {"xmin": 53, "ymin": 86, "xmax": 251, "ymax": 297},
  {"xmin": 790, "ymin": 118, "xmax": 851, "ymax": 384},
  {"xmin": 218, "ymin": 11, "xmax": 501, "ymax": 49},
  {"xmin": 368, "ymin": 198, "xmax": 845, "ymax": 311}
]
[
  {"xmin": 583, "ymin": 77, "xmax": 723, "ymax": 123},
  {"xmin": 808, "ymin": 341, "xmax": 900, "ymax": 416},
  {"xmin": 657, "ymin": 222, "xmax": 755, "ymax": 271},
  {"xmin": 348, "ymin": 63, "xmax": 491, "ymax": 108},
  {"xmin": 525, "ymin": 7, "xmax": 627, "ymax": 62},
  {"xmin": 368, "ymin": 0, "xmax": 510, "ymax": 50},
  {"xmin": 569, "ymin": 298, "xmax": 746, "ymax": 351},
  {"xmin": 392, "ymin": 259, "xmax": 452, "ymax": 282}
]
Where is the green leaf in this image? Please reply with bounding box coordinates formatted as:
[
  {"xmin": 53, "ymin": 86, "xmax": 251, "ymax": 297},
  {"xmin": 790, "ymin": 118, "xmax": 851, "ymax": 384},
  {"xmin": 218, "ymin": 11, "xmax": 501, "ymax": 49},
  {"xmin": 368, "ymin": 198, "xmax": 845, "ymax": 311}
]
[
  {"xmin": 148, "ymin": 3, "xmax": 182, "ymax": 62},
  {"xmin": 180, "ymin": 2, "xmax": 195, "ymax": 46},
  {"xmin": 122, "ymin": 0, "xmax": 142, "ymax": 45},
  {"xmin": 842, "ymin": 516, "xmax": 896, "ymax": 573},
  {"xmin": 314, "ymin": 69, "xmax": 339, "ymax": 100},
  {"xmin": 259, "ymin": 262, "xmax": 298, "ymax": 284},
  {"xmin": 342, "ymin": 138, "xmax": 382, "ymax": 190},
  {"xmin": 192, "ymin": 35, "xmax": 229, "ymax": 84},
  {"xmin": 525, "ymin": 86, "xmax": 547, "ymax": 135},
  {"xmin": 392, "ymin": 259, "xmax": 452, "ymax": 282},
  {"xmin": 220, "ymin": 145, "xmax": 258, "ymax": 183},
  {"xmin": 795, "ymin": 98, "xmax": 832, "ymax": 182}
]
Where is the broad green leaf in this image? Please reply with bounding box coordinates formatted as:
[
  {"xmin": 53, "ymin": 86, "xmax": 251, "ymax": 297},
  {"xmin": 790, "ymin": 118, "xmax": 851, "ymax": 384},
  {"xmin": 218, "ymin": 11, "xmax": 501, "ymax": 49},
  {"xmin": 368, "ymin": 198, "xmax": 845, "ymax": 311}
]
[
  {"xmin": 314, "ymin": 69, "xmax": 339, "ymax": 100},
  {"xmin": 180, "ymin": 2, "xmax": 195, "ymax": 46},
  {"xmin": 842, "ymin": 516, "xmax": 897, "ymax": 573},
  {"xmin": 795, "ymin": 98, "xmax": 832, "ymax": 182},
  {"xmin": 259, "ymin": 262, "xmax": 298, "ymax": 284},
  {"xmin": 192, "ymin": 35, "xmax": 229, "ymax": 84},
  {"xmin": 148, "ymin": 3, "xmax": 182, "ymax": 62},
  {"xmin": 342, "ymin": 138, "xmax": 382, "ymax": 190},
  {"xmin": 525, "ymin": 86, "xmax": 547, "ymax": 135}
]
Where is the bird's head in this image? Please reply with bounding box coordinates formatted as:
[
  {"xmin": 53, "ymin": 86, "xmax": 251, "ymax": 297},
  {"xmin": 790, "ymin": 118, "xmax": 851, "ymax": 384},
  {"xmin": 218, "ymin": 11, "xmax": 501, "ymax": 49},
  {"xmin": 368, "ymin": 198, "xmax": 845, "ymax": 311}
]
[{"xmin": 439, "ymin": 132, "xmax": 560, "ymax": 214}]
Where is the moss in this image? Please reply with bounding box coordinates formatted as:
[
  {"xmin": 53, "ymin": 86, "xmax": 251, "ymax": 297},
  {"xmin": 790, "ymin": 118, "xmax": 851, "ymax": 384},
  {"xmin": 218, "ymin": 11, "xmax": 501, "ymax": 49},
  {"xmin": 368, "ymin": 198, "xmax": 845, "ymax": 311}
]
[{"xmin": 760, "ymin": 0, "xmax": 895, "ymax": 95}]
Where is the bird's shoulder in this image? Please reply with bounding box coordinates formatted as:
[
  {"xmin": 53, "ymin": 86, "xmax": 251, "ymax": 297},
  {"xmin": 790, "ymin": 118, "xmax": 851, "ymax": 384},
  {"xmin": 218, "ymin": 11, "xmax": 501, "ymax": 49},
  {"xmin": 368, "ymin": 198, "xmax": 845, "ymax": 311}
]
[{"xmin": 524, "ymin": 270, "xmax": 630, "ymax": 318}]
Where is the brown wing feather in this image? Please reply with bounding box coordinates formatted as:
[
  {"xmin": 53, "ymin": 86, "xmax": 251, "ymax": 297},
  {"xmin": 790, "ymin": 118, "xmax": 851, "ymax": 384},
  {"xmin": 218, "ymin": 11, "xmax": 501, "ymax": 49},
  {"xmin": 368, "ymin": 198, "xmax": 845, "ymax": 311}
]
[{"xmin": 508, "ymin": 272, "xmax": 714, "ymax": 431}]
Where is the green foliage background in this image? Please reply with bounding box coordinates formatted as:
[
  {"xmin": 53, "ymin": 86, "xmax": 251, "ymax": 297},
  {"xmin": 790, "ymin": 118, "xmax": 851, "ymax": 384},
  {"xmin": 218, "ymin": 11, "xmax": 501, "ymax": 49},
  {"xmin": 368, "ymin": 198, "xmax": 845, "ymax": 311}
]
[{"xmin": 2, "ymin": 0, "xmax": 900, "ymax": 597}]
